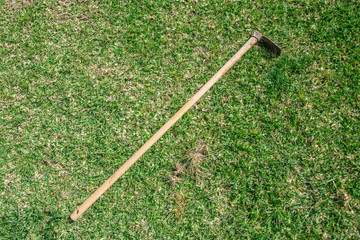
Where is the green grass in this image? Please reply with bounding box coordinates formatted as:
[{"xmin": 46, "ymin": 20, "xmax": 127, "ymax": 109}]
[{"xmin": 0, "ymin": 0, "xmax": 359, "ymax": 238}]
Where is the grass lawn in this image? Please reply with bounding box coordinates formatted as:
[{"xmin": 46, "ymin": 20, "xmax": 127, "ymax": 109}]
[{"xmin": 1, "ymin": 0, "xmax": 359, "ymax": 238}]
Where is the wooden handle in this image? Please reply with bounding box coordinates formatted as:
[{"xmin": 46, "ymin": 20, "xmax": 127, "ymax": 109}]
[{"xmin": 70, "ymin": 36, "xmax": 258, "ymax": 221}]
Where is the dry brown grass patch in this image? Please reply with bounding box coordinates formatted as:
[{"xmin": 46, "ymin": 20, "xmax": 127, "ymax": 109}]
[
  {"xmin": 184, "ymin": 139, "xmax": 209, "ymax": 175},
  {"xmin": 168, "ymin": 139, "xmax": 209, "ymax": 185}
]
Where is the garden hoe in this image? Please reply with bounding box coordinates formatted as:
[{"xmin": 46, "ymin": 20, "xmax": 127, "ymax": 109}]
[{"xmin": 70, "ymin": 31, "xmax": 281, "ymax": 221}]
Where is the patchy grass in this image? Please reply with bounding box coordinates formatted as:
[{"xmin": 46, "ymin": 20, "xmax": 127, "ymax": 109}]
[{"xmin": 0, "ymin": 0, "xmax": 359, "ymax": 238}]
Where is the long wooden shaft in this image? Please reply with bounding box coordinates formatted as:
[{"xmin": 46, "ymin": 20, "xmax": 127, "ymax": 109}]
[{"xmin": 70, "ymin": 36, "xmax": 258, "ymax": 221}]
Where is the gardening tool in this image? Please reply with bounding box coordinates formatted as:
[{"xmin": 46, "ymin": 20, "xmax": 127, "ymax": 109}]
[{"xmin": 70, "ymin": 31, "xmax": 281, "ymax": 221}]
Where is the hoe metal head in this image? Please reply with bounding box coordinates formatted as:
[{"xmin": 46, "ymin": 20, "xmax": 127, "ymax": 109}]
[{"xmin": 253, "ymin": 31, "xmax": 281, "ymax": 56}]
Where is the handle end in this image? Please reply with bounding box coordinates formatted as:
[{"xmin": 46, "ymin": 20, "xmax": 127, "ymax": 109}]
[{"xmin": 70, "ymin": 209, "xmax": 82, "ymax": 221}]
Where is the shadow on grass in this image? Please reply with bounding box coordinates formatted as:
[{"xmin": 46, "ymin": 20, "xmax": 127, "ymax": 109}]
[{"xmin": 256, "ymin": 40, "xmax": 281, "ymax": 60}]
